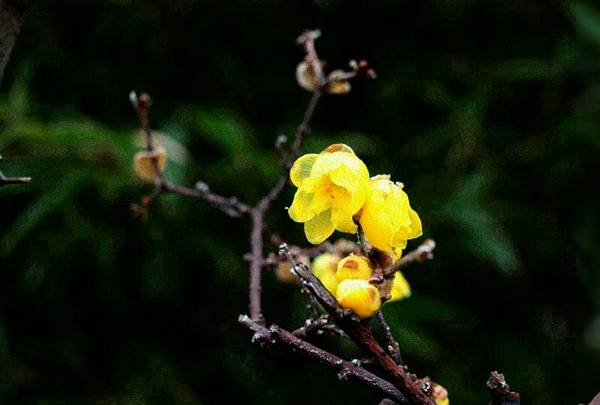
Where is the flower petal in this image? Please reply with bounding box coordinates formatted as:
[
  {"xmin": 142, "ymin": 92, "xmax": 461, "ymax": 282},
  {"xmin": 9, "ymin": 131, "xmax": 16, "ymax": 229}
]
[
  {"xmin": 331, "ymin": 207, "xmax": 358, "ymax": 234},
  {"xmin": 304, "ymin": 209, "xmax": 335, "ymax": 244},
  {"xmin": 408, "ymin": 208, "xmax": 423, "ymax": 238},
  {"xmin": 290, "ymin": 153, "xmax": 318, "ymax": 187},
  {"xmin": 288, "ymin": 190, "xmax": 314, "ymax": 223}
]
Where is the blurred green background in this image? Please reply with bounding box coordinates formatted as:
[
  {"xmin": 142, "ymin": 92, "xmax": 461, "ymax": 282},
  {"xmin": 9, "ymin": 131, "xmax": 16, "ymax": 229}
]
[{"xmin": 0, "ymin": 0, "xmax": 596, "ymax": 404}]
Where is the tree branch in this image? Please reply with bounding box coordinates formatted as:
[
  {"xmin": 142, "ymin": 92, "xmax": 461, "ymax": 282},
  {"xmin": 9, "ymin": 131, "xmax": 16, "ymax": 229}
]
[
  {"xmin": 0, "ymin": 0, "xmax": 30, "ymax": 85},
  {"xmin": 486, "ymin": 371, "xmax": 521, "ymax": 405},
  {"xmin": 1, "ymin": 1, "xmax": 32, "ymax": 185},
  {"xmin": 375, "ymin": 311, "xmax": 403, "ymax": 365},
  {"xmin": 239, "ymin": 315, "xmax": 407, "ymax": 404}
]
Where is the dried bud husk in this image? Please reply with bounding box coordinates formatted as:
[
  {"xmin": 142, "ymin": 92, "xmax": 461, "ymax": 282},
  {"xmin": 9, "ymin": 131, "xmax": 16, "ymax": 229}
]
[
  {"xmin": 134, "ymin": 147, "xmax": 167, "ymax": 182},
  {"xmin": 275, "ymin": 255, "xmax": 309, "ymax": 284},
  {"xmin": 325, "ymin": 70, "xmax": 351, "ymax": 94},
  {"xmin": 295, "ymin": 61, "xmax": 318, "ymax": 92}
]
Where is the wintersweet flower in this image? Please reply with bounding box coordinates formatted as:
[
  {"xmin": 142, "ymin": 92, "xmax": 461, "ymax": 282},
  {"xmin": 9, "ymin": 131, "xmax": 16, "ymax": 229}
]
[
  {"xmin": 311, "ymin": 253, "xmax": 341, "ymax": 294},
  {"xmin": 388, "ymin": 271, "xmax": 412, "ymax": 302},
  {"xmin": 288, "ymin": 144, "xmax": 369, "ymax": 244},
  {"xmin": 336, "ymin": 255, "xmax": 372, "ymax": 281},
  {"xmin": 335, "ymin": 279, "xmax": 381, "ymax": 318},
  {"xmin": 357, "ymin": 174, "xmax": 422, "ymax": 259}
]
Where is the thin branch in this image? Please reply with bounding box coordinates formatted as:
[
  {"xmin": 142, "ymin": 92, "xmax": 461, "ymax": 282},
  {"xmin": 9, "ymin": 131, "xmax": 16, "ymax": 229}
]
[
  {"xmin": 287, "ymin": 91, "xmax": 321, "ymax": 167},
  {"xmin": 0, "ymin": 170, "xmax": 30, "ymax": 186},
  {"xmin": 0, "ymin": 0, "xmax": 30, "ymax": 85},
  {"xmin": 281, "ymin": 244, "xmax": 320, "ymax": 318},
  {"xmin": 383, "ymin": 239, "xmax": 436, "ymax": 279},
  {"xmin": 0, "ymin": 156, "xmax": 30, "ymax": 187},
  {"xmin": 356, "ymin": 223, "xmax": 370, "ymax": 256},
  {"xmin": 239, "ymin": 315, "xmax": 407, "ymax": 404},
  {"xmin": 129, "ymin": 91, "xmax": 251, "ymax": 218},
  {"xmin": 375, "ymin": 311, "xmax": 403, "ymax": 365}
]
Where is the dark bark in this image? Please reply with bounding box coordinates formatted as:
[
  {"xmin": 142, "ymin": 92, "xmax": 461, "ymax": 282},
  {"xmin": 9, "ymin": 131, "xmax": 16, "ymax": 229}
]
[{"xmin": 0, "ymin": 0, "xmax": 29, "ymax": 85}]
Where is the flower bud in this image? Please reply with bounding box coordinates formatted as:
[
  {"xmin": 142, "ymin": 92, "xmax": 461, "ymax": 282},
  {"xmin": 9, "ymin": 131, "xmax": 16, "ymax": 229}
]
[
  {"xmin": 311, "ymin": 253, "xmax": 340, "ymax": 295},
  {"xmin": 134, "ymin": 147, "xmax": 167, "ymax": 182},
  {"xmin": 335, "ymin": 279, "xmax": 381, "ymax": 318},
  {"xmin": 432, "ymin": 383, "xmax": 449, "ymax": 405},
  {"xmin": 336, "ymin": 254, "xmax": 372, "ymax": 282}
]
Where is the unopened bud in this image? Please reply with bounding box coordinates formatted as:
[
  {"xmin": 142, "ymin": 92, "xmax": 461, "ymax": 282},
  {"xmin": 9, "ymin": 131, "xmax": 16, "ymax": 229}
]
[
  {"xmin": 336, "ymin": 254, "xmax": 372, "ymax": 282},
  {"xmin": 335, "ymin": 279, "xmax": 381, "ymax": 318},
  {"xmin": 432, "ymin": 383, "xmax": 449, "ymax": 405},
  {"xmin": 311, "ymin": 253, "xmax": 341, "ymax": 295}
]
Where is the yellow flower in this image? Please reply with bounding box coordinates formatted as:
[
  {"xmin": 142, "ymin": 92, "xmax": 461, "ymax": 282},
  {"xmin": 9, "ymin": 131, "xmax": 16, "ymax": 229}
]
[
  {"xmin": 288, "ymin": 144, "xmax": 369, "ymax": 244},
  {"xmin": 357, "ymin": 174, "xmax": 422, "ymax": 259},
  {"xmin": 134, "ymin": 147, "xmax": 167, "ymax": 182},
  {"xmin": 336, "ymin": 255, "xmax": 372, "ymax": 282},
  {"xmin": 388, "ymin": 271, "xmax": 412, "ymax": 302},
  {"xmin": 335, "ymin": 279, "xmax": 381, "ymax": 318},
  {"xmin": 311, "ymin": 253, "xmax": 341, "ymax": 295}
]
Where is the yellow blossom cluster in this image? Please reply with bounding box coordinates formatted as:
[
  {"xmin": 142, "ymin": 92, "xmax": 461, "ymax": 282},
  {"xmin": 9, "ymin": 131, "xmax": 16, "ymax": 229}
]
[
  {"xmin": 311, "ymin": 253, "xmax": 411, "ymax": 318},
  {"xmin": 288, "ymin": 144, "xmax": 422, "ymax": 260}
]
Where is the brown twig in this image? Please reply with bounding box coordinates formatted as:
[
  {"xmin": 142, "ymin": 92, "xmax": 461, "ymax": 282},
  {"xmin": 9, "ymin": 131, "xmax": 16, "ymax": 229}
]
[
  {"xmin": 383, "ymin": 239, "xmax": 436, "ymax": 279},
  {"xmin": 375, "ymin": 311, "xmax": 403, "ymax": 365},
  {"xmin": 0, "ymin": 0, "xmax": 31, "ymax": 85},
  {"xmin": 239, "ymin": 315, "xmax": 407, "ymax": 404},
  {"xmin": 0, "ymin": 156, "xmax": 30, "ymax": 187},
  {"xmin": 486, "ymin": 371, "xmax": 521, "ymax": 405}
]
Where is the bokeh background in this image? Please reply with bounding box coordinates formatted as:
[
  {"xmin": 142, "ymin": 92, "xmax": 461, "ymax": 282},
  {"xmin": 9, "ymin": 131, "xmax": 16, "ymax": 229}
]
[{"xmin": 0, "ymin": 0, "xmax": 596, "ymax": 404}]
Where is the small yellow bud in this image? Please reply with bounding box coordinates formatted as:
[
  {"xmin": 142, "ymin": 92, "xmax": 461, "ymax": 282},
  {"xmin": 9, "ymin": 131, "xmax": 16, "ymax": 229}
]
[
  {"xmin": 336, "ymin": 255, "xmax": 372, "ymax": 282},
  {"xmin": 134, "ymin": 147, "xmax": 167, "ymax": 182},
  {"xmin": 335, "ymin": 279, "xmax": 381, "ymax": 318},
  {"xmin": 388, "ymin": 271, "xmax": 412, "ymax": 302},
  {"xmin": 326, "ymin": 70, "xmax": 351, "ymax": 94},
  {"xmin": 295, "ymin": 61, "xmax": 318, "ymax": 92},
  {"xmin": 432, "ymin": 383, "xmax": 449, "ymax": 405},
  {"xmin": 311, "ymin": 253, "xmax": 340, "ymax": 294}
]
